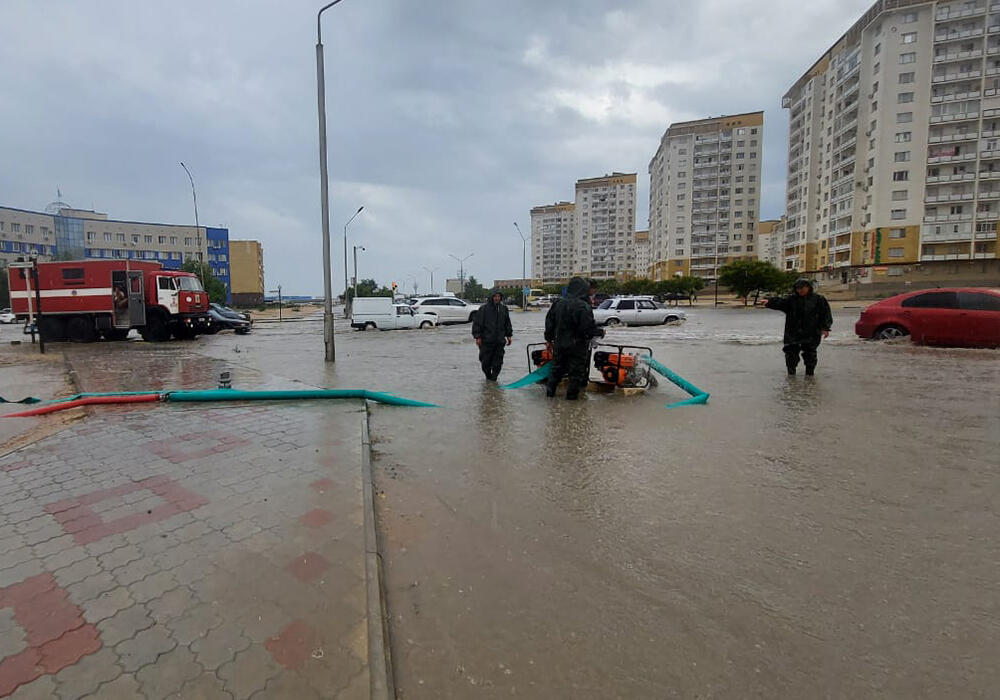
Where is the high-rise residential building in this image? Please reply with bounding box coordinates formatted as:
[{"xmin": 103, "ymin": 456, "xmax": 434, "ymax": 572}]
[
  {"xmin": 648, "ymin": 113, "xmax": 764, "ymax": 281},
  {"xmin": 530, "ymin": 201, "xmax": 575, "ymax": 284},
  {"xmin": 574, "ymin": 173, "xmax": 637, "ymax": 280},
  {"xmin": 756, "ymin": 218, "xmax": 786, "ymax": 268},
  {"xmin": 229, "ymin": 240, "xmax": 265, "ymax": 306},
  {"xmin": 0, "ymin": 203, "xmax": 231, "ymax": 300},
  {"xmin": 632, "ymin": 230, "xmax": 652, "ymax": 278},
  {"xmin": 783, "ymin": 0, "xmax": 999, "ymax": 274}
]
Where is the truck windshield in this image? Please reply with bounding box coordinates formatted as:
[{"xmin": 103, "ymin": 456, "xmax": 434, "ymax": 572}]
[{"xmin": 176, "ymin": 277, "xmax": 204, "ymax": 292}]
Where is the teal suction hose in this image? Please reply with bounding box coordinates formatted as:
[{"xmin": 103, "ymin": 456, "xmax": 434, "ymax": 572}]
[
  {"xmin": 646, "ymin": 358, "xmax": 710, "ymax": 408},
  {"xmin": 499, "ymin": 364, "xmax": 551, "ymax": 389},
  {"xmin": 166, "ymin": 388, "xmax": 437, "ymax": 408}
]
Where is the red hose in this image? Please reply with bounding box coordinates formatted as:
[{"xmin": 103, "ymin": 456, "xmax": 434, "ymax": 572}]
[{"xmin": 4, "ymin": 394, "xmax": 161, "ymax": 418}]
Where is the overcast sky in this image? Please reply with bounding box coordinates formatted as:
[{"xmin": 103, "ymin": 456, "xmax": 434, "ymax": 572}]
[{"xmin": 0, "ymin": 0, "xmax": 873, "ymax": 295}]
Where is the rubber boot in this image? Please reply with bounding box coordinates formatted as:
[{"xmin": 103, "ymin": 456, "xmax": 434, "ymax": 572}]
[{"xmin": 805, "ymin": 365, "xmax": 815, "ymax": 377}]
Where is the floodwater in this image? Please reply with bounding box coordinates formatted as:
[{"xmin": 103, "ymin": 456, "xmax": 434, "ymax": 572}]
[{"xmin": 109, "ymin": 307, "xmax": 1000, "ymax": 698}]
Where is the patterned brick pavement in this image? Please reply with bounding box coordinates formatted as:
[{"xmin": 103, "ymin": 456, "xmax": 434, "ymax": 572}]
[{"xmin": 0, "ymin": 400, "xmax": 369, "ymax": 699}]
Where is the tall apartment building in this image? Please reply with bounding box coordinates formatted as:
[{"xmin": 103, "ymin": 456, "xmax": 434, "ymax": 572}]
[
  {"xmin": 530, "ymin": 201, "xmax": 575, "ymax": 284},
  {"xmin": 0, "ymin": 204, "xmax": 231, "ymax": 299},
  {"xmin": 229, "ymin": 240, "xmax": 265, "ymax": 306},
  {"xmin": 756, "ymin": 218, "xmax": 786, "ymax": 267},
  {"xmin": 632, "ymin": 230, "xmax": 652, "ymax": 278},
  {"xmin": 573, "ymin": 173, "xmax": 637, "ymax": 280},
  {"xmin": 783, "ymin": 0, "xmax": 999, "ymax": 273},
  {"xmin": 648, "ymin": 113, "xmax": 764, "ymax": 281}
]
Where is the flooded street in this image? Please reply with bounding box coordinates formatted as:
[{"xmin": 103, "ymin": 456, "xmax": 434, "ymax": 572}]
[{"xmin": 131, "ymin": 307, "xmax": 997, "ymax": 698}]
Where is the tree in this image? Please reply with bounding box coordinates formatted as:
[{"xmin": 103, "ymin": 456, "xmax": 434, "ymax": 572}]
[
  {"xmin": 499, "ymin": 287, "xmax": 524, "ymax": 307},
  {"xmin": 180, "ymin": 261, "xmax": 228, "ymax": 304},
  {"xmin": 464, "ymin": 275, "xmax": 487, "ymax": 302},
  {"xmin": 344, "ymin": 278, "xmax": 392, "ymax": 302},
  {"xmin": 718, "ymin": 260, "xmax": 787, "ymax": 305}
]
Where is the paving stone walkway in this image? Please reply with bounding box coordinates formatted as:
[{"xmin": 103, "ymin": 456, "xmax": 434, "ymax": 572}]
[{"xmin": 0, "ymin": 394, "xmax": 370, "ymax": 698}]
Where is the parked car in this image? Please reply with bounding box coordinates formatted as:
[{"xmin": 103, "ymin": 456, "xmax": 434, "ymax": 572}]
[
  {"xmin": 593, "ymin": 297, "xmax": 687, "ymax": 326},
  {"xmin": 0, "ymin": 308, "xmax": 16, "ymax": 324},
  {"xmin": 409, "ymin": 296, "xmax": 479, "ymax": 324},
  {"xmin": 206, "ymin": 307, "xmax": 251, "ymax": 334},
  {"xmin": 210, "ymin": 303, "xmax": 251, "ymax": 323},
  {"xmin": 854, "ymin": 287, "xmax": 1000, "ymax": 347},
  {"xmin": 352, "ymin": 297, "xmax": 437, "ymax": 330}
]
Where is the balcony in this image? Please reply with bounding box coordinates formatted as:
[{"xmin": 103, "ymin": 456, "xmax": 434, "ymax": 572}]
[
  {"xmin": 981, "ymin": 149, "xmax": 1000, "ymax": 158},
  {"xmin": 929, "ymin": 130, "xmax": 980, "ymax": 142},
  {"xmin": 979, "ymin": 169, "xmax": 1000, "ymax": 178},
  {"xmin": 977, "ymin": 210, "xmax": 1000, "ymax": 220},
  {"xmin": 931, "ymin": 89, "xmax": 982, "ymax": 103},
  {"xmin": 929, "ymin": 110, "xmax": 981, "ymax": 123},
  {"xmin": 834, "ymin": 117, "xmax": 859, "ymax": 138},
  {"xmin": 834, "ymin": 135, "xmax": 857, "ymax": 154},
  {"xmin": 932, "ymin": 70, "xmax": 982, "ymax": 83},
  {"xmin": 928, "ymin": 151, "xmax": 977, "ymax": 163},
  {"xmin": 975, "ymin": 230, "xmax": 998, "ymax": 238},
  {"xmin": 935, "ymin": 5, "xmax": 985, "ymax": 20},
  {"xmin": 924, "ymin": 213, "xmax": 974, "ymax": 222},
  {"xmin": 833, "ymin": 242, "xmax": 852, "ymax": 253},
  {"xmin": 921, "ymin": 253, "xmax": 972, "ymax": 260},
  {"xmin": 974, "ymin": 251, "xmax": 996, "ymax": 257},
  {"xmin": 934, "ymin": 49, "xmax": 984, "ymax": 63},
  {"xmin": 978, "ymin": 189, "xmax": 1000, "ymax": 198},
  {"xmin": 925, "ymin": 192, "xmax": 975, "ymax": 202},
  {"xmin": 935, "ymin": 27, "xmax": 985, "ymax": 42}
]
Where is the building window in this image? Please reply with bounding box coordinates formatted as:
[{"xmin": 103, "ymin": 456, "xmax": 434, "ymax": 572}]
[
  {"xmin": 902, "ymin": 32, "xmax": 917, "ymax": 44},
  {"xmin": 903, "ymin": 11, "xmax": 918, "ymax": 23},
  {"xmin": 899, "ymin": 71, "xmax": 915, "ymax": 84},
  {"xmin": 895, "ymin": 131, "xmax": 912, "ymax": 142},
  {"xmin": 898, "ymin": 92, "xmax": 914, "ymax": 103},
  {"xmin": 897, "ymin": 112, "xmax": 913, "ymax": 123},
  {"xmin": 892, "ymin": 190, "xmax": 909, "ymax": 201},
  {"xmin": 891, "ymin": 209, "xmax": 906, "ymax": 220},
  {"xmin": 131, "ymin": 235, "xmax": 140, "ymax": 244},
  {"xmin": 888, "ymin": 247, "xmax": 905, "ymax": 258},
  {"xmin": 11, "ymin": 223, "xmax": 20, "ymax": 233},
  {"xmin": 900, "ymin": 52, "xmax": 916, "ymax": 64},
  {"xmin": 890, "ymin": 228, "xmax": 906, "ymax": 238},
  {"xmin": 24, "ymin": 225, "xmax": 34, "ymax": 235},
  {"xmin": 895, "ymin": 151, "xmax": 911, "ymax": 162}
]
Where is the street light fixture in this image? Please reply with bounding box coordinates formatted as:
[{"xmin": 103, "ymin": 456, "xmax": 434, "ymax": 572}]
[
  {"xmin": 179, "ymin": 162, "xmax": 205, "ymax": 289},
  {"xmin": 422, "ymin": 265, "xmax": 439, "ymax": 294},
  {"xmin": 343, "ymin": 205, "xmax": 363, "ymax": 315},
  {"xmin": 449, "ymin": 253, "xmax": 473, "ymax": 298},
  {"xmin": 352, "ymin": 245, "xmax": 366, "ymax": 301},
  {"xmin": 513, "ymin": 222, "xmax": 529, "ymax": 309},
  {"xmin": 316, "ymin": 0, "xmax": 351, "ymax": 363}
]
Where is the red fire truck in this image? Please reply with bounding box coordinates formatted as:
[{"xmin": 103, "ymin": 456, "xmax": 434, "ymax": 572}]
[{"xmin": 8, "ymin": 260, "xmax": 211, "ymax": 342}]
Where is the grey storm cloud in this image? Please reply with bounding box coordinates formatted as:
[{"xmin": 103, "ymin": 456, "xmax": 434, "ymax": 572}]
[{"xmin": 0, "ymin": 0, "xmax": 873, "ymax": 294}]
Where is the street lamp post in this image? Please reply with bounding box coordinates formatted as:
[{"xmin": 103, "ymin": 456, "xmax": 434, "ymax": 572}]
[
  {"xmin": 269, "ymin": 285, "xmax": 283, "ymax": 321},
  {"xmin": 179, "ymin": 162, "xmax": 205, "ymax": 289},
  {"xmin": 316, "ymin": 0, "xmax": 350, "ymax": 363},
  {"xmin": 343, "ymin": 206, "xmax": 363, "ymax": 316},
  {"xmin": 422, "ymin": 266, "xmax": 438, "ymax": 295},
  {"xmin": 513, "ymin": 222, "xmax": 528, "ymax": 309},
  {"xmin": 352, "ymin": 245, "xmax": 366, "ymax": 301},
  {"xmin": 449, "ymin": 253, "xmax": 473, "ymax": 298}
]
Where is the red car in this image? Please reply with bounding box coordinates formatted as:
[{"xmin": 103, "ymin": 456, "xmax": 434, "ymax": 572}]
[{"xmin": 855, "ymin": 287, "xmax": 1000, "ymax": 348}]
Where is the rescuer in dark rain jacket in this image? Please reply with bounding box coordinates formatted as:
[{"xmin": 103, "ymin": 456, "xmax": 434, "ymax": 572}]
[
  {"xmin": 544, "ymin": 277, "xmax": 603, "ymax": 400},
  {"xmin": 765, "ymin": 278, "xmax": 833, "ymax": 376},
  {"xmin": 472, "ymin": 289, "xmax": 513, "ymax": 381}
]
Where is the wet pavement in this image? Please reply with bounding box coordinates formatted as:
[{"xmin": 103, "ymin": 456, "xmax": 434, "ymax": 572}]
[
  {"xmin": 5, "ymin": 307, "xmax": 998, "ymax": 698},
  {"xmin": 196, "ymin": 307, "xmax": 999, "ymax": 699}
]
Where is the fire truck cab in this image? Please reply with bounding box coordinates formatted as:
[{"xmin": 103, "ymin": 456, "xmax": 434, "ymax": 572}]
[{"xmin": 8, "ymin": 260, "xmax": 211, "ymax": 342}]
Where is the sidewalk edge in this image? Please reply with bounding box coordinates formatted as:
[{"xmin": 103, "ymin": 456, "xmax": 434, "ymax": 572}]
[{"xmin": 361, "ymin": 406, "xmax": 395, "ymax": 700}]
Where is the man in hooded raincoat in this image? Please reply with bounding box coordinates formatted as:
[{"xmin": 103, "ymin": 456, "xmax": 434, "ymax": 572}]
[
  {"xmin": 765, "ymin": 278, "xmax": 833, "ymax": 376},
  {"xmin": 544, "ymin": 277, "xmax": 603, "ymax": 399},
  {"xmin": 472, "ymin": 289, "xmax": 513, "ymax": 381}
]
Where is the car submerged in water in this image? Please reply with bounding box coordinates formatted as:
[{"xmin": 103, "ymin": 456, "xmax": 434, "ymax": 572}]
[
  {"xmin": 206, "ymin": 303, "xmax": 251, "ymax": 335},
  {"xmin": 593, "ymin": 296, "xmax": 687, "ymax": 327},
  {"xmin": 854, "ymin": 287, "xmax": 1000, "ymax": 347}
]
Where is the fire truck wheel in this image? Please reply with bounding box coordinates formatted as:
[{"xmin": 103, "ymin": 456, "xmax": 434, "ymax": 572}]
[
  {"xmin": 140, "ymin": 314, "xmax": 171, "ymax": 342},
  {"xmin": 67, "ymin": 317, "xmax": 97, "ymax": 343},
  {"xmin": 38, "ymin": 317, "xmax": 67, "ymax": 343}
]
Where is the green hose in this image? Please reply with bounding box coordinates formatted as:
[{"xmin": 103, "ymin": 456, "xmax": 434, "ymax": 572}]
[
  {"xmin": 499, "ymin": 364, "xmax": 552, "ymax": 389},
  {"xmin": 646, "ymin": 358, "xmax": 710, "ymax": 408},
  {"xmin": 165, "ymin": 388, "xmax": 437, "ymax": 407}
]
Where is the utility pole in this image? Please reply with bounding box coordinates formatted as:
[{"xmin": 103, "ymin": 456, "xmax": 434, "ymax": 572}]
[
  {"xmin": 269, "ymin": 286, "xmax": 283, "ymax": 321},
  {"xmin": 179, "ymin": 162, "xmax": 205, "ymax": 290},
  {"xmin": 353, "ymin": 245, "xmax": 365, "ymax": 301},
  {"xmin": 343, "ymin": 206, "xmax": 363, "ymax": 316},
  {"xmin": 316, "ymin": 0, "xmax": 351, "ymax": 362},
  {"xmin": 449, "ymin": 252, "xmax": 473, "ymax": 298},
  {"xmin": 422, "ymin": 266, "xmax": 438, "ymax": 295},
  {"xmin": 513, "ymin": 222, "xmax": 528, "ymax": 310}
]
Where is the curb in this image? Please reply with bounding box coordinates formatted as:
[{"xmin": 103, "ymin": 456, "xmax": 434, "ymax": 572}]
[{"xmin": 361, "ymin": 407, "xmax": 395, "ymax": 700}]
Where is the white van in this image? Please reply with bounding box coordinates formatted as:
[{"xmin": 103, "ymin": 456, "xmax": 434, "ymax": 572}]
[{"xmin": 351, "ymin": 297, "xmax": 437, "ymax": 331}]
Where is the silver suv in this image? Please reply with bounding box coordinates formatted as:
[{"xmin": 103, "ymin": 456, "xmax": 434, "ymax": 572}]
[{"xmin": 409, "ymin": 296, "xmax": 478, "ymax": 324}]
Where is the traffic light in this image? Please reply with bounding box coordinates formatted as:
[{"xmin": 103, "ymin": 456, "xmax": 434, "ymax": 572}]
[{"xmin": 391, "ymin": 282, "xmax": 397, "ymax": 293}]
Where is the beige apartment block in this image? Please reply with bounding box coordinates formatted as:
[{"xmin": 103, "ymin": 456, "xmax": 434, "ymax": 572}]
[
  {"xmin": 574, "ymin": 173, "xmax": 638, "ymax": 280},
  {"xmin": 756, "ymin": 217, "xmax": 786, "ymax": 268},
  {"xmin": 229, "ymin": 240, "xmax": 265, "ymax": 306},
  {"xmin": 783, "ymin": 0, "xmax": 1000, "ymax": 273},
  {"xmin": 530, "ymin": 201, "xmax": 575, "ymax": 284},
  {"xmin": 629, "ymin": 229, "xmax": 652, "ymax": 279},
  {"xmin": 648, "ymin": 113, "xmax": 764, "ymax": 282}
]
